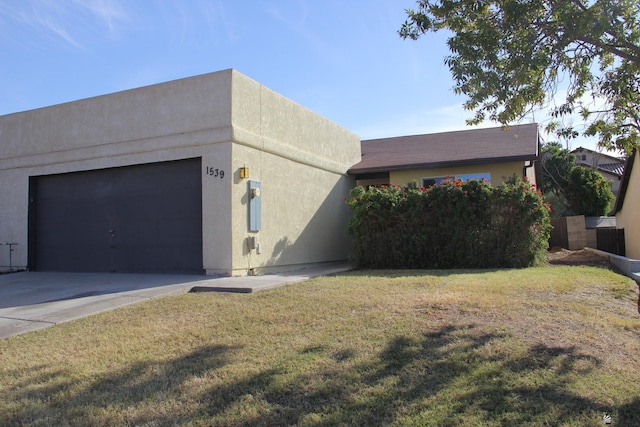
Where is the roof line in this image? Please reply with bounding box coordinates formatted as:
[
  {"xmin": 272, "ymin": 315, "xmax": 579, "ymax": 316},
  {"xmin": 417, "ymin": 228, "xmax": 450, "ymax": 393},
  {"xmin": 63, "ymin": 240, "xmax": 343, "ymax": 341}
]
[
  {"xmin": 575, "ymin": 161, "xmax": 625, "ymax": 177},
  {"xmin": 613, "ymin": 149, "xmax": 637, "ymax": 214},
  {"xmin": 348, "ymin": 154, "xmax": 538, "ymax": 175},
  {"xmin": 361, "ymin": 123, "xmax": 537, "ymax": 143}
]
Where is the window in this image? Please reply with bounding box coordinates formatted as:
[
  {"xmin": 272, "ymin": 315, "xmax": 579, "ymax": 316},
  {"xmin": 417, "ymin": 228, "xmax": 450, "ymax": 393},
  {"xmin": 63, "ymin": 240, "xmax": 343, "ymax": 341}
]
[
  {"xmin": 422, "ymin": 176, "xmax": 448, "ymax": 187},
  {"xmin": 458, "ymin": 173, "xmax": 491, "ymax": 183},
  {"xmin": 422, "ymin": 173, "xmax": 491, "ymax": 188}
]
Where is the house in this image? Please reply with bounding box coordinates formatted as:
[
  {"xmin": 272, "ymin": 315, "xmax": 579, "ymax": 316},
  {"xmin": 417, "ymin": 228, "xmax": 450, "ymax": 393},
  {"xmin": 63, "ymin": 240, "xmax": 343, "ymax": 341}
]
[
  {"xmin": 0, "ymin": 69, "xmax": 546, "ymax": 276},
  {"xmin": 613, "ymin": 149, "xmax": 640, "ymax": 259},
  {"xmin": 348, "ymin": 124, "xmax": 540, "ymax": 188},
  {"xmin": 571, "ymin": 147, "xmax": 625, "ymax": 196},
  {"xmin": 0, "ymin": 69, "xmax": 361, "ymax": 276}
]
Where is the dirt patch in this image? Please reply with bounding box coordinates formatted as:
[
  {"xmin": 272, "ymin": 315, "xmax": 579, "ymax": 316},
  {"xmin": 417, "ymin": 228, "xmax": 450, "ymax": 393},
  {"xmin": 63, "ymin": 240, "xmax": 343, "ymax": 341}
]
[
  {"xmin": 548, "ymin": 248, "xmax": 640, "ymax": 314},
  {"xmin": 547, "ymin": 247, "xmax": 614, "ymax": 267}
]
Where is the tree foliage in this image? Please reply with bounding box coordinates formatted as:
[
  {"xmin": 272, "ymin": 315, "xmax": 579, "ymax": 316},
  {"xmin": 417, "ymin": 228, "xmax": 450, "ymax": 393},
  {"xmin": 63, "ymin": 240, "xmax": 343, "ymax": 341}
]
[
  {"xmin": 567, "ymin": 166, "xmax": 616, "ymax": 215},
  {"xmin": 540, "ymin": 142, "xmax": 615, "ymax": 216},
  {"xmin": 400, "ymin": 0, "xmax": 640, "ymax": 154}
]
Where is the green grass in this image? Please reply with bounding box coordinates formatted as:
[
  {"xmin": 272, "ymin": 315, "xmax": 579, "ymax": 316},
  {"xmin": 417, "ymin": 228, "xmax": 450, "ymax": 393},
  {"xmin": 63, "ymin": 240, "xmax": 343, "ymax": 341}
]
[{"xmin": 1, "ymin": 266, "xmax": 639, "ymax": 426}]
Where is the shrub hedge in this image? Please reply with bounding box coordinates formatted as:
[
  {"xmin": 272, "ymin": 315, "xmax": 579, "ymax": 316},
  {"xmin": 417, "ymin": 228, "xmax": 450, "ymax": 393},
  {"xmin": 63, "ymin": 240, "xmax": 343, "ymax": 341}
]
[{"xmin": 345, "ymin": 176, "xmax": 551, "ymax": 269}]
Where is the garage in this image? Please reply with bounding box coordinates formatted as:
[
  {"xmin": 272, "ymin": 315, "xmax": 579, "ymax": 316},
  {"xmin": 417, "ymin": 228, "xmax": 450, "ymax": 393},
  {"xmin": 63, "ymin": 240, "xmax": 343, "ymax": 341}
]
[
  {"xmin": 28, "ymin": 158, "xmax": 203, "ymax": 274},
  {"xmin": 1, "ymin": 70, "xmax": 360, "ymax": 276}
]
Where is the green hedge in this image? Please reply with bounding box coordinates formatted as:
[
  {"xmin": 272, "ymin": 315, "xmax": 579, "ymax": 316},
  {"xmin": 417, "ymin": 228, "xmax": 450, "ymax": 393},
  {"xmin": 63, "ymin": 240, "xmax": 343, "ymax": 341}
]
[{"xmin": 346, "ymin": 177, "xmax": 551, "ymax": 269}]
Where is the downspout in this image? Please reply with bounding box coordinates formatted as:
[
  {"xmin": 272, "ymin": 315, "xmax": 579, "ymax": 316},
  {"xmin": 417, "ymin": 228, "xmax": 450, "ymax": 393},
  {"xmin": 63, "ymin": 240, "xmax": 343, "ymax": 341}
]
[{"xmin": 523, "ymin": 160, "xmax": 534, "ymax": 181}]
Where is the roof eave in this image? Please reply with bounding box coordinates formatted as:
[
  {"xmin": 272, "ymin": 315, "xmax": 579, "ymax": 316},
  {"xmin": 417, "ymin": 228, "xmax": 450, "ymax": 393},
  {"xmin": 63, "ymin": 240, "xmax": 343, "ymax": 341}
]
[
  {"xmin": 348, "ymin": 154, "xmax": 538, "ymax": 176},
  {"xmin": 613, "ymin": 149, "xmax": 637, "ymax": 214}
]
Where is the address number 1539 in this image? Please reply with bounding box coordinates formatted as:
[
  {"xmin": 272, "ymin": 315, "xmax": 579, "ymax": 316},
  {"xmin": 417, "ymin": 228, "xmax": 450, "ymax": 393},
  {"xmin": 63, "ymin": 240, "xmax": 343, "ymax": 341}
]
[{"xmin": 205, "ymin": 166, "xmax": 225, "ymax": 179}]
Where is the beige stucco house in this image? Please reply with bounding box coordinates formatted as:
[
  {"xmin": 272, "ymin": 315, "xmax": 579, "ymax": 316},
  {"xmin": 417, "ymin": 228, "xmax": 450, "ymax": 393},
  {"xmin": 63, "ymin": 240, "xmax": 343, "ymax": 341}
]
[
  {"xmin": 0, "ymin": 69, "xmax": 360, "ymax": 276},
  {"xmin": 571, "ymin": 146, "xmax": 625, "ymax": 197},
  {"xmin": 349, "ymin": 123, "xmax": 539, "ymax": 191},
  {"xmin": 613, "ymin": 149, "xmax": 640, "ymax": 260},
  {"xmin": 348, "ymin": 124, "xmax": 540, "ymax": 188}
]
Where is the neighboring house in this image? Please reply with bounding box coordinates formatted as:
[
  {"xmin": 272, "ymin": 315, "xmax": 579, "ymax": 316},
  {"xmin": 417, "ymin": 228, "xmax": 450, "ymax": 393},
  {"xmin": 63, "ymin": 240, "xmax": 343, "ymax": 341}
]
[
  {"xmin": 613, "ymin": 149, "xmax": 640, "ymax": 259},
  {"xmin": 0, "ymin": 69, "xmax": 361, "ymax": 276},
  {"xmin": 348, "ymin": 124, "xmax": 540, "ymax": 188},
  {"xmin": 571, "ymin": 147, "xmax": 625, "ymax": 196}
]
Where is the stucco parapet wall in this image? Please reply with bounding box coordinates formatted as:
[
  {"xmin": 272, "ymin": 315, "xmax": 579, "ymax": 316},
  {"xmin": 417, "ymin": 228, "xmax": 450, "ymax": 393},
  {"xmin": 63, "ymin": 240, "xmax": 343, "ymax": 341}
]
[
  {"xmin": 231, "ymin": 126, "xmax": 351, "ymax": 175},
  {"xmin": 229, "ymin": 70, "xmax": 361, "ymax": 174},
  {"xmin": 1, "ymin": 70, "xmax": 234, "ymax": 158},
  {"xmin": 0, "ymin": 125, "xmax": 233, "ymax": 171},
  {"xmin": 1, "ymin": 69, "xmax": 361, "ymax": 174},
  {"xmin": 0, "ymin": 69, "xmax": 236, "ymax": 174}
]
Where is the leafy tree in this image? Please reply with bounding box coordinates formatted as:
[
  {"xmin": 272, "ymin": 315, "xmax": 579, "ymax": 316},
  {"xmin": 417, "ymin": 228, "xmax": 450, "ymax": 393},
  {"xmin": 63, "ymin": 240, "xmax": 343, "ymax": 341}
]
[
  {"xmin": 566, "ymin": 165, "xmax": 616, "ymax": 216},
  {"xmin": 540, "ymin": 142, "xmax": 575, "ymax": 205},
  {"xmin": 540, "ymin": 142, "xmax": 614, "ymax": 216},
  {"xmin": 399, "ymin": 0, "xmax": 640, "ymax": 154}
]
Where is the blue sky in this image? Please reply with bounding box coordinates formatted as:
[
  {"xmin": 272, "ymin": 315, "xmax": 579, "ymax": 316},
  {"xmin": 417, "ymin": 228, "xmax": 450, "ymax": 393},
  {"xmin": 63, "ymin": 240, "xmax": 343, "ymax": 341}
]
[{"xmin": 1, "ymin": 0, "xmax": 602, "ymax": 150}]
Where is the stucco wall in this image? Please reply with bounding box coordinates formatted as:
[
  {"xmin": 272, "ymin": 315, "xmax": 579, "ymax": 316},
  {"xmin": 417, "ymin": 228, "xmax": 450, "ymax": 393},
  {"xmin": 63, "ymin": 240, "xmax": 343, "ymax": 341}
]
[
  {"xmin": 0, "ymin": 69, "xmax": 361, "ymax": 275},
  {"xmin": 0, "ymin": 71, "xmax": 233, "ymax": 162},
  {"xmin": 230, "ymin": 70, "xmax": 359, "ymax": 175},
  {"xmin": 0, "ymin": 70, "xmax": 234, "ymax": 272},
  {"xmin": 226, "ymin": 145, "xmax": 355, "ymax": 275},
  {"xmin": 616, "ymin": 151, "xmax": 640, "ymax": 259},
  {"xmin": 224, "ymin": 71, "xmax": 360, "ymax": 275},
  {"xmin": 390, "ymin": 160, "xmax": 535, "ymax": 187}
]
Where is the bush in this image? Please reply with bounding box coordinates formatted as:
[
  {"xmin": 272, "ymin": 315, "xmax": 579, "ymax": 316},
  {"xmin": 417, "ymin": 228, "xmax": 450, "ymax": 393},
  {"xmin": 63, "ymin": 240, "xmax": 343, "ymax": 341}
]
[{"xmin": 346, "ymin": 177, "xmax": 551, "ymax": 269}]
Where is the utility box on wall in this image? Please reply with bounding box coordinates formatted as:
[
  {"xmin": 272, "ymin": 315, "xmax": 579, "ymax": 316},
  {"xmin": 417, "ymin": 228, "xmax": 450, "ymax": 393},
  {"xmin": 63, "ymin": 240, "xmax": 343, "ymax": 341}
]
[{"xmin": 248, "ymin": 180, "xmax": 261, "ymax": 232}]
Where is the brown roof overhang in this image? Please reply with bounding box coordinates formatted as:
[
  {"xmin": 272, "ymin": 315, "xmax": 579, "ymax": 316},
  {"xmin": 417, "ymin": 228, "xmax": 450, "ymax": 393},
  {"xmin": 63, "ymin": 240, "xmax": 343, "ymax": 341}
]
[
  {"xmin": 348, "ymin": 154, "xmax": 538, "ymax": 175},
  {"xmin": 348, "ymin": 123, "xmax": 539, "ymax": 175}
]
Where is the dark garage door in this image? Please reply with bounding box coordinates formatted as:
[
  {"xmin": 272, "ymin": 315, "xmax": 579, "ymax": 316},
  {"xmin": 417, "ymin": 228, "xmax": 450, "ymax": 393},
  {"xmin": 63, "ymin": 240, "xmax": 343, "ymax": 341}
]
[{"xmin": 29, "ymin": 158, "xmax": 203, "ymax": 274}]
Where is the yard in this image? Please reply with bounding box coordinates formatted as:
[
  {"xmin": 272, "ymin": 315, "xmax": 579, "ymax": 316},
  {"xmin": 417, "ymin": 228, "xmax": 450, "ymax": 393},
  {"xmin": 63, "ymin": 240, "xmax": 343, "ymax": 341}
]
[{"xmin": 1, "ymin": 258, "xmax": 639, "ymax": 426}]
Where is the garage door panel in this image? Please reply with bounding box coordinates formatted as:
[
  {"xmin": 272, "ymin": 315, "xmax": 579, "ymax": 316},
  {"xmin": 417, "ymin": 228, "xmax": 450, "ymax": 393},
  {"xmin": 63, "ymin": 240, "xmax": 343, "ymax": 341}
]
[
  {"xmin": 112, "ymin": 218, "xmax": 202, "ymax": 248},
  {"xmin": 37, "ymin": 247, "xmax": 113, "ymax": 273},
  {"xmin": 37, "ymin": 221, "xmax": 110, "ymax": 250},
  {"xmin": 109, "ymin": 247, "xmax": 198, "ymax": 274},
  {"xmin": 112, "ymin": 220, "xmax": 158, "ymax": 247},
  {"xmin": 112, "ymin": 191, "xmax": 200, "ymax": 220},
  {"xmin": 31, "ymin": 158, "xmax": 203, "ymax": 274},
  {"xmin": 156, "ymin": 219, "xmax": 203, "ymax": 246},
  {"xmin": 152, "ymin": 247, "xmax": 201, "ymax": 273},
  {"xmin": 111, "ymin": 161, "xmax": 200, "ymax": 195},
  {"xmin": 38, "ymin": 199, "xmax": 109, "ymax": 226}
]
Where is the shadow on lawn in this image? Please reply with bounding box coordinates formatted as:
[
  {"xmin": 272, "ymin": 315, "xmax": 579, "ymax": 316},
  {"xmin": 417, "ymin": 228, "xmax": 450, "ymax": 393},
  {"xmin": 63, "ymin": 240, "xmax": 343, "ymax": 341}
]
[
  {"xmin": 243, "ymin": 325, "xmax": 629, "ymax": 426},
  {"xmin": 5, "ymin": 325, "xmax": 640, "ymax": 426},
  {"xmin": 4, "ymin": 344, "xmax": 240, "ymax": 426}
]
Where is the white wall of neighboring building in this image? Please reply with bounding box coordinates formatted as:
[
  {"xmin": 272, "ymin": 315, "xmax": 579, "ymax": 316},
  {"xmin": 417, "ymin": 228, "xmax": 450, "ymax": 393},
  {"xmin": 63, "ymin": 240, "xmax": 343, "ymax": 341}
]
[
  {"xmin": 572, "ymin": 147, "xmax": 625, "ymax": 195},
  {"xmin": 616, "ymin": 151, "xmax": 640, "ymax": 260}
]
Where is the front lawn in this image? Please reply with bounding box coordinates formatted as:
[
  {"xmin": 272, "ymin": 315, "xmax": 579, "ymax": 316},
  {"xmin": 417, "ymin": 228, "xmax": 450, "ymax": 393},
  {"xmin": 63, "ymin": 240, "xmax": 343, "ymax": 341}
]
[{"xmin": 1, "ymin": 266, "xmax": 639, "ymax": 426}]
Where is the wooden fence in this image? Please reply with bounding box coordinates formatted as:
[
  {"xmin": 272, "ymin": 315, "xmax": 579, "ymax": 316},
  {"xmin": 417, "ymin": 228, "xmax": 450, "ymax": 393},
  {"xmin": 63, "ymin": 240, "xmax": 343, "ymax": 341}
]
[
  {"xmin": 549, "ymin": 218, "xmax": 568, "ymax": 249},
  {"xmin": 596, "ymin": 228, "xmax": 626, "ymax": 256}
]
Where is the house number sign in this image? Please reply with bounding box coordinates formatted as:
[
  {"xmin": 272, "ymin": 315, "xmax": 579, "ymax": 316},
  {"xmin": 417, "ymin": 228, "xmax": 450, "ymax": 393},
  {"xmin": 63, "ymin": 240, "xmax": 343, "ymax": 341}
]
[{"xmin": 205, "ymin": 166, "xmax": 225, "ymax": 179}]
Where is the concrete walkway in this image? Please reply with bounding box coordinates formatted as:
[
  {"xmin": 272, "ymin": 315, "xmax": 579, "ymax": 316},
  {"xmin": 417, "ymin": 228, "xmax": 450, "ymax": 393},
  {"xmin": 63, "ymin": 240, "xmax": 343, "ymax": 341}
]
[{"xmin": 0, "ymin": 263, "xmax": 351, "ymax": 339}]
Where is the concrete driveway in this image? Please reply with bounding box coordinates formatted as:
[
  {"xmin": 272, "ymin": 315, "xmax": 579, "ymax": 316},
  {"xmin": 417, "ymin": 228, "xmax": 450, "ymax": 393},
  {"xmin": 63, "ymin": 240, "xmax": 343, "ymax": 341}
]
[{"xmin": 0, "ymin": 263, "xmax": 350, "ymax": 339}]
